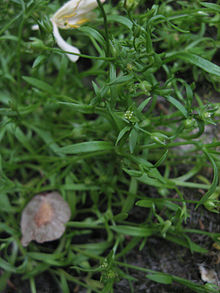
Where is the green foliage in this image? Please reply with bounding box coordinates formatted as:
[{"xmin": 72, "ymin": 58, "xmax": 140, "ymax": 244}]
[{"xmin": 0, "ymin": 0, "xmax": 220, "ymax": 292}]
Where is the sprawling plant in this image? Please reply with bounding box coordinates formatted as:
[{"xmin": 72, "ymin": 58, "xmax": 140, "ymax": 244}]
[{"xmin": 0, "ymin": 0, "xmax": 220, "ymax": 292}]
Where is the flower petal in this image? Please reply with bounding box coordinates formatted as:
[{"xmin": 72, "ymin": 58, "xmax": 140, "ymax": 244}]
[
  {"xmin": 53, "ymin": 0, "xmax": 79, "ymax": 20},
  {"xmin": 31, "ymin": 24, "xmax": 39, "ymax": 30},
  {"xmin": 52, "ymin": 20, "xmax": 80, "ymax": 62},
  {"xmin": 75, "ymin": 0, "xmax": 105, "ymax": 16},
  {"xmin": 53, "ymin": 0, "xmax": 105, "ymax": 21},
  {"xmin": 52, "ymin": 0, "xmax": 106, "ymax": 29}
]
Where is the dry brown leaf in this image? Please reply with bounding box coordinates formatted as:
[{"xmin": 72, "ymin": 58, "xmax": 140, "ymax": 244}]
[
  {"xmin": 21, "ymin": 192, "xmax": 71, "ymax": 246},
  {"xmin": 199, "ymin": 264, "xmax": 219, "ymax": 285}
]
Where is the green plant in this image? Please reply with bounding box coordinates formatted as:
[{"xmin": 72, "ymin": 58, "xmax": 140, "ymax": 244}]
[{"xmin": 0, "ymin": 0, "xmax": 220, "ymax": 292}]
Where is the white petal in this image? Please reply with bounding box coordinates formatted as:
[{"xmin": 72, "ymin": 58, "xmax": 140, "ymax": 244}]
[
  {"xmin": 52, "ymin": 0, "xmax": 106, "ymax": 29},
  {"xmin": 53, "ymin": 0, "xmax": 105, "ymax": 20},
  {"xmin": 76, "ymin": 0, "xmax": 104, "ymax": 15},
  {"xmin": 53, "ymin": 0, "xmax": 79, "ymax": 20},
  {"xmin": 31, "ymin": 24, "xmax": 39, "ymax": 31},
  {"xmin": 52, "ymin": 20, "xmax": 80, "ymax": 62},
  {"xmin": 71, "ymin": 0, "xmax": 106, "ymax": 20}
]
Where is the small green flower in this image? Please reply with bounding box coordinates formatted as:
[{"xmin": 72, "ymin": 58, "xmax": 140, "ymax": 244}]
[{"xmin": 124, "ymin": 110, "xmax": 134, "ymax": 121}]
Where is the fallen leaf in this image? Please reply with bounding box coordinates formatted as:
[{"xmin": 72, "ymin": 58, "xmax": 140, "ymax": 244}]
[
  {"xmin": 199, "ymin": 264, "xmax": 219, "ymax": 285},
  {"xmin": 21, "ymin": 192, "xmax": 71, "ymax": 246}
]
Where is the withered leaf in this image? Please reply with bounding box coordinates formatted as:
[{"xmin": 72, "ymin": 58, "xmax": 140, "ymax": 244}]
[{"xmin": 21, "ymin": 192, "xmax": 71, "ymax": 247}]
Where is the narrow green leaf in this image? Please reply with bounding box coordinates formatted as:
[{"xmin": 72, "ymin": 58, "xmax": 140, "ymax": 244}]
[
  {"xmin": 62, "ymin": 184, "xmax": 99, "ymax": 191},
  {"xmin": 30, "ymin": 126, "xmax": 61, "ymax": 154},
  {"xmin": 0, "ymin": 257, "xmax": 27, "ymax": 274},
  {"xmin": 0, "ymin": 271, "xmax": 10, "ymax": 292},
  {"xmin": 75, "ymin": 241, "xmax": 110, "ymax": 255},
  {"xmin": 165, "ymin": 96, "xmax": 188, "ymax": 118},
  {"xmin": 78, "ymin": 26, "xmax": 105, "ymax": 44},
  {"xmin": 137, "ymin": 97, "xmax": 151, "ymax": 112},
  {"xmin": 59, "ymin": 270, "xmax": 70, "ymax": 293},
  {"xmin": 122, "ymin": 177, "xmax": 138, "ymax": 213},
  {"xmin": 111, "ymin": 225, "xmax": 153, "ymax": 237},
  {"xmin": 22, "ymin": 76, "xmax": 53, "ymax": 93},
  {"xmin": 136, "ymin": 199, "xmax": 153, "ymax": 208},
  {"xmin": 27, "ymin": 252, "xmax": 69, "ymax": 266},
  {"xmin": 23, "ymin": 263, "xmax": 50, "ymax": 279},
  {"xmin": 123, "ymin": 168, "xmax": 143, "ymax": 178},
  {"xmin": 115, "ymin": 126, "xmax": 130, "ymax": 146},
  {"xmin": 136, "ymin": 199, "xmax": 179, "ymax": 212},
  {"xmin": 113, "ymin": 212, "xmax": 128, "ymax": 221},
  {"xmin": 146, "ymin": 273, "xmax": 173, "ymax": 284},
  {"xmin": 58, "ymin": 102, "xmax": 95, "ymax": 114},
  {"xmin": 0, "ymin": 193, "xmax": 14, "ymax": 212},
  {"xmin": 67, "ymin": 221, "xmax": 101, "ymax": 229},
  {"xmin": 59, "ymin": 141, "xmax": 114, "ymax": 154},
  {"xmin": 196, "ymin": 150, "xmax": 219, "ymax": 208},
  {"xmin": 0, "ymin": 223, "xmax": 17, "ymax": 235},
  {"xmin": 129, "ymin": 128, "xmax": 138, "ymax": 153},
  {"xmin": 200, "ymin": 2, "xmax": 220, "ymax": 12},
  {"xmin": 138, "ymin": 172, "xmax": 169, "ymax": 188},
  {"xmin": 92, "ymin": 81, "xmax": 100, "ymax": 96},
  {"xmin": 166, "ymin": 235, "xmax": 208, "ymax": 253},
  {"xmin": 168, "ymin": 22, "xmax": 189, "ymax": 33},
  {"xmin": 7, "ymin": 124, "xmax": 34, "ymax": 153},
  {"xmin": 27, "ymin": 252, "xmax": 60, "ymax": 262},
  {"xmin": 32, "ymin": 55, "xmax": 46, "ymax": 68},
  {"xmin": 109, "ymin": 63, "xmax": 116, "ymax": 81},
  {"xmin": 0, "ymin": 258, "xmax": 16, "ymax": 273},
  {"xmin": 123, "ymin": 169, "xmax": 165, "ymax": 188},
  {"xmin": 172, "ymin": 275, "xmax": 218, "ymax": 293},
  {"xmin": 107, "ymin": 74, "xmax": 133, "ymax": 86},
  {"xmin": 107, "ymin": 15, "xmax": 133, "ymax": 30},
  {"xmin": 154, "ymin": 150, "xmax": 168, "ymax": 168},
  {"xmin": 166, "ymin": 52, "xmax": 220, "ymax": 77},
  {"xmin": 14, "ymin": 127, "xmax": 33, "ymax": 152},
  {"xmin": 0, "ymin": 6, "xmax": 23, "ymax": 35},
  {"xmin": 127, "ymin": 156, "xmax": 169, "ymax": 185}
]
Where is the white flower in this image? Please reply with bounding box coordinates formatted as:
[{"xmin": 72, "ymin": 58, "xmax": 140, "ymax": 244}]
[{"xmin": 51, "ymin": 0, "xmax": 105, "ymax": 62}]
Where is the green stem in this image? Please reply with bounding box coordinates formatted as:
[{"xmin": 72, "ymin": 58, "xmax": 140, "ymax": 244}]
[{"xmin": 96, "ymin": 0, "xmax": 110, "ymax": 57}]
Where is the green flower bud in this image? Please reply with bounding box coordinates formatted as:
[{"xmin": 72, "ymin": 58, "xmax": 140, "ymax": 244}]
[
  {"xmin": 29, "ymin": 37, "xmax": 47, "ymax": 50},
  {"xmin": 126, "ymin": 63, "xmax": 134, "ymax": 71},
  {"xmin": 184, "ymin": 118, "xmax": 195, "ymax": 129},
  {"xmin": 151, "ymin": 132, "xmax": 167, "ymax": 145},
  {"xmin": 125, "ymin": 0, "xmax": 139, "ymax": 9},
  {"xmin": 139, "ymin": 81, "xmax": 152, "ymax": 95}
]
